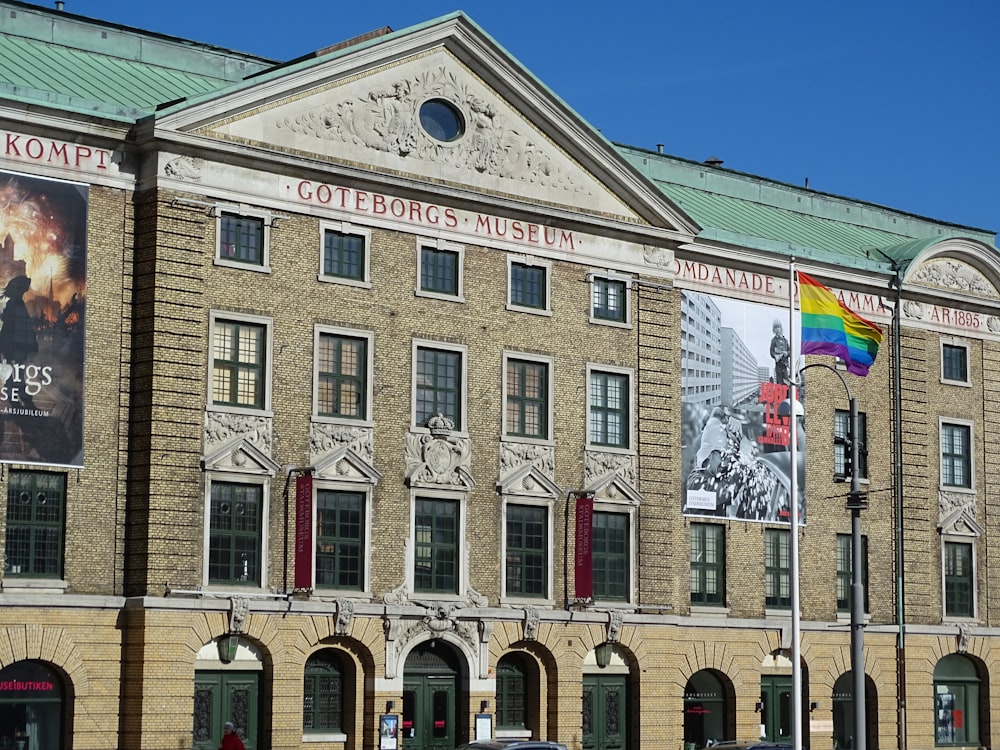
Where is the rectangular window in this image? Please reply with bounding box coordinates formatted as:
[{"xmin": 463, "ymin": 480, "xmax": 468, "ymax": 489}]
[
  {"xmin": 941, "ymin": 423, "xmax": 972, "ymax": 488},
  {"xmin": 592, "ymin": 277, "xmax": 627, "ymax": 323},
  {"xmin": 835, "ymin": 534, "xmax": 869, "ymax": 612},
  {"xmin": 592, "ymin": 511, "xmax": 628, "ymax": 601},
  {"xmin": 317, "ymin": 333, "xmax": 367, "ymax": 419},
  {"xmin": 510, "ymin": 262, "xmax": 547, "ymax": 310},
  {"xmin": 323, "ymin": 228, "xmax": 366, "ymax": 281},
  {"xmin": 834, "ymin": 409, "xmax": 869, "ymax": 480},
  {"xmin": 420, "ymin": 246, "xmax": 459, "ymax": 296},
  {"xmin": 506, "ymin": 359, "xmax": 548, "ymax": 439},
  {"xmin": 316, "ymin": 490, "xmax": 364, "ymax": 590},
  {"xmin": 414, "ymin": 498, "xmax": 458, "ymax": 594},
  {"xmin": 690, "ymin": 523, "xmax": 725, "ymax": 606},
  {"xmin": 942, "ymin": 343, "xmax": 969, "ymax": 383},
  {"xmin": 212, "ymin": 319, "xmax": 266, "ymax": 409},
  {"xmin": 416, "ymin": 346, "xmax": 462, "ymax": 429},
  {"xmin": 219, "ymin": 212, "xmax": 264, "ymax": 265},
  {"xmin": 4, "ymin": 471, "xmax": 65, "ymax": 577},
  {"xmin": 764, "ymin": 529, "xmax": 791, "ymax": 608},
  {"xmin": 506, "ymin": 504, "xmax": 547, "ymax": 597},
  {"xmin": 209, "ymin": 482, "xmax": 262, "ymax": 585},
  {"xmin": 944, "ymin": 541, "xmax": 973, "ymax": 617},
  {"xmin": 589, "ymin": 370, "xmax": 629, "ymax": 448}
]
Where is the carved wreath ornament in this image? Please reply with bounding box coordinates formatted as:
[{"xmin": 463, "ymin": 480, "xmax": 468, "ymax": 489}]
[{"xmin": 276, "ymin": 66, "xmax": 585, "ymax": 193}]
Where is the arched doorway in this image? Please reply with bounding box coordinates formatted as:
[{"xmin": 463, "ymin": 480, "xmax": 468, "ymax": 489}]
[
  {"xmin": 759, "ymin": 650, "xmax": 809, "ymax": 746},
  {"xmin": 402, "ymin": 640, "xmax": 463, "ymax": 750},
  {"xmin": 934, "ymin": 654, "xmax": 985, "ymax": 746},
  {"xmin": 582, "ymin": 643, "xmax": 630, "ymax": 750},
  {"xmin": 0, "ymin": 660, "xmax": 66, "ymax": 749},
  {"xmin": 193, "ymin": 636, "xmax": 263, "ymax": 750},
  {"xmin": 684, "ymin": 669, "xmax": 733, "ymax": 748},
  {"xmin": 832, "ymin": 671, "xmax": 878, "ymax": 750},
  {"xmin": 496, "ymin": 652, "xmax": 540, "ymax": 738}
]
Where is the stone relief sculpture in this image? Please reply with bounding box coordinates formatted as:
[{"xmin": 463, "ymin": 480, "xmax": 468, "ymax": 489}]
[
  {"xmin": 229, "ymin": 597, "xmax": 250, "ymax": 634},
  {"xmin": 164, "ymin": 155, "xmax": 203, "ymax": 181},
  {"xmin": 606, "ymin": 609, "xmax": 625, "ymax": 643},
  {"xmin": 310, "ymin": 423, "xmax": 374, "ymax": 464},
  {"xmin": 939, "ymin": 490, "xmax": 976, "ymax": 523},
  {"xmin": 205, "ymin": 412, "xmax": 273, "ymax": 455},
  {"xmin": 405, "ymin": 414, "xmax": 473, "ymax": 488},
  {"xmin": 902, "ymin": 299, "xmax": 926, "ymax": 320},
  {"xmin": 911, "ymin": 259, "xmax": 999, "ymax": 298},
  {"xmin": 643, "ymin": 245, "xmax": 674, "ymax": 269},
  {"xmin": 334, "ymin": 599, "xmax": 355, "ymax": 636},
  {"xmin": 584, "ymin": 451, "xmax": 637, "ymax": 488},
  {"xmin": 500, "ymin": 442, "xmax": 555, "ymax": 478},
  {"xmin": 276, "ymin": 66, "xmax": 586, "ymax": 193},
  {"xmin": 523, "ymin": 608, "xmax": 540, "ymax": 641}
]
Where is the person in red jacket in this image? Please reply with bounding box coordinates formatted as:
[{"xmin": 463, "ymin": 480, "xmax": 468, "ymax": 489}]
[{"xmin": 219, "ymin": 721, "xmax": 245, "ymax": 750}]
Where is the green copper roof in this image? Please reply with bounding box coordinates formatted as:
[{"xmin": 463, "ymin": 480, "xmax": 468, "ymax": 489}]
[
  {"xmin": 0, "ymin": 1, "xmax": 274, "ymax": 120},
  {"xmin": 617, "ymin": 145, "xmax": 997, "ymax": 269}
]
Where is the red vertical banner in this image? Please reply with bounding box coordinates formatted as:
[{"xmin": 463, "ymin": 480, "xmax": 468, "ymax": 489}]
[
  {"xmin": 293, "ymin": 475, "xmax": 313, "ymax": 590},
  {"xmin": 574, "ymin": 492, "xmax": 594, "ymax": 600}
]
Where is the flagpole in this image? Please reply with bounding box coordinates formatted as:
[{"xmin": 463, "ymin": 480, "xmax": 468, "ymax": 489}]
[{"xmin": 788, "ymin": 260, "xmax": 803, "ymax": 750}]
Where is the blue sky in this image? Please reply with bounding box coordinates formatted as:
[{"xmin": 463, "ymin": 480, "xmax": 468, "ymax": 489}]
[{"xmin": 62, "ymin": 0, "xmax": 999, "ymax": 236}]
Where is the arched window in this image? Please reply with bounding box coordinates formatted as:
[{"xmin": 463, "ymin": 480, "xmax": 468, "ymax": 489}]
[
  {"xmin": 496, "ymin": 654, "xmax": 531, "ymax": 734},
  {"xmin": 304, "ymin": 649, "xmax": 344, "ymax": 733},
  {"xmin": 0, "ymin": 660, "xmax": 64, "ymax": 749},
  {"xmin": 934, "ymin": 654, "xmax": 980, "ymax": 746},
  {"xmin": 683, "ymin": 669, "xmax": 728, "ymax": 748}
]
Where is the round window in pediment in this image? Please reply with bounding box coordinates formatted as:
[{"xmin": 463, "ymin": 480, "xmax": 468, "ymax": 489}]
[{"xmin": 419, "ymin": 98, "xmax": 465, "ymax": 142}]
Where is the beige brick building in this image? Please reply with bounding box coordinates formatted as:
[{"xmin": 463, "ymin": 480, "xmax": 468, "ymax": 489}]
[{"xmin": 0, "ymin": 4, "xmax": 997, "ymax": 750}]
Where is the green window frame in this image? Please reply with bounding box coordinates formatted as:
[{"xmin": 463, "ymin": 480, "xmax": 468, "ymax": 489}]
[
  {"xmin": 589, "ymin": 371, "xmax": 629, "ymax": 448},
  {"xmin": 4, "ymin": 470, "xmax": 65, "ymax": 578},
  {"xmin": 506, "ymin": 359, "xmax": 548, "ymax": 438},
  {"xmin": 834, "ymin": 409, "xmax": 869, "ymax": 479},
  {"xmin": 323, "ymin": 229, "xmax": 365, "ymax": 281},
  {"xmin": 209, "ymin": 482, "xmax": 262, "ymax": 585},
  {"xmin": 505, "ymin": 504, "xmax": 547, "ymax": 597},
  {"xmin": 420, "ymin": 246, "xmax": 459, "ymax": 296},
  {"xmin": 764, "ymin": 529, "xmax": 791, "ymax": 608},
  {"xmin": 690, "ymin": 523, "xmax": 725, "ymax": 606},
  {"xmin": 510, "ymin": 262, "xmax": 546, "ymax": 309},
  {"xmin": 944, "ymin": 541, "xmax": 973, "ymax": 618},
  {"xmin": 942, "ymin": 343, "xmax": 968, "ymax": 383},
  {"xmin": 592, "ymin": 278, "xmax": 627, "ymax": 322},
  {"xmin": 316, "ymin": 490, "xmax": 364, "ymax": 590},
  {"xmin": 416, "ymin": 347, "xmax": 462, "ymax": 428},
  {"xmin": 941, "ymin": 423, "xmax": 972, "ymax": 488},
  {"xmin": 496, "ymin": 655, "xmax": 528, "ymax": 731},
  {"xmin": 414, "ymin": 498, "xmax": 458, "ymax": 594},
  {"xmin": 835, "ymin": 534, "xmax": 869, "ymax": 612},
  {"xmin": 592, "ymin": 511, "xmax": 628, "ymax": 601},
  {"xmin": 219, "ymin": 212, "xmax": 264, "ymax": 265},
  {"xmin": 934, "ymin": 655, "xmax": 980, "ymax": 746},
  {"xmin": 318, "ymin": 333, "xmax": 367, "ymax": 419},
  {"xmin": 303, "ymin": 649, "xmax": 344, "ymax": 733},
  {"xmin": 212, "ymin": 319, "xmax": 266, "ymax": 409}
]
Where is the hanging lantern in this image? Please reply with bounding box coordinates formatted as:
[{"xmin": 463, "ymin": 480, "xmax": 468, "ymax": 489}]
[{"xmin": 218, "ymin": 635, "xmax": 239, "ymax": 664}]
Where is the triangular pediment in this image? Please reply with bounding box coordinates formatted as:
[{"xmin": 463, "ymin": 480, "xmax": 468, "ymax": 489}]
[
  {"xmin": 313, "ymin": 446, "xmax": 382, "ymax": 486},
  {"xmin": 496, "ymin": 462, "xmax": 562, "ymax": 500},
  {"xmin": 940, "ymin": 508, "xmax": 983, "ymax": 537},
  {"xmin": 584, "ymin": 471, "xmax": 642, "ymax": 506},
  {"xmin": 154, "ymin": 14, "xmax": 696, "ymax": 234},
  {"xmin": 202, "ymin": 438, "xmax": 281, "ymax": 476}
]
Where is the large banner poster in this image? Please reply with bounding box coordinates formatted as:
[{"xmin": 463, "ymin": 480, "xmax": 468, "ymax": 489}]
[
  {"xmin": 0, "ymin": 173, "xmax": 86, "ymax": 467},
  {"xmin": 681, "ymin": 290, "xmax": 805, "ymax": 523}
]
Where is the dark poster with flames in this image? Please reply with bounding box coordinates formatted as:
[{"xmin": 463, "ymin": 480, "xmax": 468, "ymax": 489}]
[
  {"xmin": 680, "ymin": 290, "xmax": 805, "ymax": 523},
  {"xmin": 0, "ymin": 173, "xmax": 86, "ymax": 467}
]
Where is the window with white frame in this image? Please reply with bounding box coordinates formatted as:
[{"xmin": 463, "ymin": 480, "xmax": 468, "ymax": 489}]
[
  {"xmin": 940, "ymin": 421, "xmax": 972, "ymax": 489},
  {"xmin": 320, "ymin": 221, "xmax": 371, "ymax": 286},
  {"xmin": 836, "ymin": 533, "xmax": 869, "ymax": 613},
  {"xmin": 690, "ymin": 522, "xmax": 725, "ymax": 606},
  {"xmin": 590, "ymin": 274, "xmax": 630, "ymax": 326},
  {"xmin": 210, "ymin": 313, "xmax": 272, "ymax": 412},
  {"xmin": 764, "ymin": 528, "xmax": 791, "ymax": 609},
  {"xmin": 315, "ymin": 488, "xmax": 366, "ymax": 591},
  {"xmin": 943, "ymin": 540, "xmax": 974, "ymax": 618},
  {"xmin": 587, "ymin": 366, "xmax": 632, "ymax": 449},
  {"xmin": 5, "ymin": 470, "xmax": 66, "ymax": 578},
  {"xmin": 941, "ymin": 340, "xmax": 970, "ymax": 385},
  {"xmin": 207, "ymin": 481, "xmax": 264, "ymax": 586},
  {"xmin": 413, "ymin": 342, "xmax": 466, "ymax": 430},
  {"xmin": 507, "ymin": 257, "xmax": 551, "ymax": 314},
  {"xmin": 592, "ymin": 510, "xmax": 630, "ymax": 601},
  {"xmin": 504, "ymin": 354, "xmax": 552, "ymax": 441},
  {"xmin": 413, "ymin": 496, "xmax": 461, "ymax": 594},
  {"xmin": 303, "ymin": 648, "xmax": 346, "ymax": 734},
  {"xmin": 315, "ymin": 327, "xmax": 373, "ymax": 422},
  {"xmin": 216, "ymin": 209, "xmax": 270, "ymax": 271},
  {"xmin": 504, "ymin": 503, "xmax": 548, "ymax": 599},
  {"xmin": 416, "ymin": 240, "xmax": 464, "ymax": 301}
]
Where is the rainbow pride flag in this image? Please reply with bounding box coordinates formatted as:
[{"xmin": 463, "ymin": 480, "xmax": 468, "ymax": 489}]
[{"xmin": 799, "ymin": 271, "xmax": 883, "ymax": 376}]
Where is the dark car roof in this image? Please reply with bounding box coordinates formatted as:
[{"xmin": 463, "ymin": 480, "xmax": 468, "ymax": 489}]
[
  {"xmin": 457, "ymin": 742, "xmax": 568, "ymax": 750},
  {"xmin": 709, "ymin": 743, "xmax": 793, "ymax": 750}
]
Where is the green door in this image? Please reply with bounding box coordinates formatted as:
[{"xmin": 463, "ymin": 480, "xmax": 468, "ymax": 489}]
[
  {"xmin": 193, "ymin": 671, "xmax": 259, "ymax": 750},
  {"xmin": 582, "ymin": 675, "xmax": 627, "ymax": 750},
  {"xmin": 759, "ymin": 676, "xmax": 791, "ymax": 743},
  {"xmin": 402, "ymin": 675, "xmax": 456, "ymax": 750}
]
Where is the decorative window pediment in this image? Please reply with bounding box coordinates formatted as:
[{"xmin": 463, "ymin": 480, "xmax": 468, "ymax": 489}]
[
  {"xmin": 202, "ymin": 437, "xmax": 280, "ymax": 477},
  {"xmin": 496, "ymin": 462, "xmax": 561, "ymax": 501},
  {"xmin": 939, "ymin": 508, "xmax": 983, "ymax": 538},
  {"xmin": 313, "ymin": 446, "xmax": 382, "ymax": 486},
  {"xmin": 585, "ymin": 470, "xmax": 642, "ymax": 506}
]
